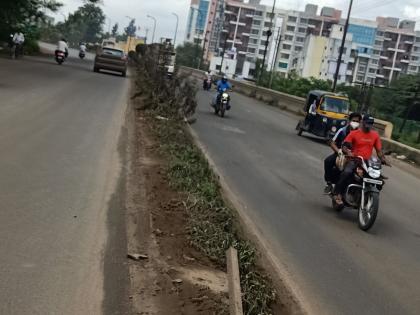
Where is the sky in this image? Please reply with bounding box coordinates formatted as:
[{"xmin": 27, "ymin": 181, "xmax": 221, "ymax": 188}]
[{"xmin": 53, "ymin": 0, "xmax": 420, "ymax": 45}]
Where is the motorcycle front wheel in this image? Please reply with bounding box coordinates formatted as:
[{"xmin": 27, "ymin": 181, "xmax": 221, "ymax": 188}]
[{"xmin": 358, "ymin": 192, "xmax": 379, "ymax": 231}]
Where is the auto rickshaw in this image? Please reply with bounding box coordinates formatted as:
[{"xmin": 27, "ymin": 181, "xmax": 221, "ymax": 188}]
[{"xmin": 296, "ymin": 90, "xmax": 350, "ymax": 140}]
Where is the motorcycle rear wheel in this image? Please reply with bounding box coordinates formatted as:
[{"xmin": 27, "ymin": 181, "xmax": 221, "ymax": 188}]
[{"xmin": 358, "ymin": 192, "xmax": 379, "ymax": 231}]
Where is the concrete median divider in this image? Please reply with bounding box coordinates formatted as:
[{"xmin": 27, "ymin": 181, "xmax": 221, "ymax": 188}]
[{"xmin": 179, "ymin": 66, "xmax": 419, "ymax": 164}]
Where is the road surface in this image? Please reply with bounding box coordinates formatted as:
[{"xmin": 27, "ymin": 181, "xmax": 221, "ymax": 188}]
[
  {"xmin": 0, "ymin": 54, "xmax": 129, "ymax": 314},
  {"xmin": 193, "ymin": 90, "xmax": 420, "ymax": 314}
]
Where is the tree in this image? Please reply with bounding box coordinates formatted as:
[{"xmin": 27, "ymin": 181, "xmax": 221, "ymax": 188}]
[
  {"xmin": 124, "ymin": 19, "xmax": 136, "ymax": 37},
  {"xmin": 176, "ymin": 42, "xmax": 203, "ymax": 69},
  {"xmin": 59, "ymin": 2, "xmax": 105, "ymax": 44},
  {"xmin": 111, "ymin": 23, "xmax": 118, "ymax": 37},
  {"xmin": 0, "ymin": 0, "xmax": 62, "ymax": 40}
]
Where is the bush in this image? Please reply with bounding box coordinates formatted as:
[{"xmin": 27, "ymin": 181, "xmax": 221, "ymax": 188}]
[{"xmin": 24, "ymin": 39, "xmax": 40, "ymax": 55}]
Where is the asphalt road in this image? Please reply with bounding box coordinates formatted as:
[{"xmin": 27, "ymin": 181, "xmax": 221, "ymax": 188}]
[
  {"xmin": 193, "ymin": 89, "xmax": 420, "ymax": 314},
  {"xmin": 0, "ymin": 54, "xmax": 129, "ymax": 314}
]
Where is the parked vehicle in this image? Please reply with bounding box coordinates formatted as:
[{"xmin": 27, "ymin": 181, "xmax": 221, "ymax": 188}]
[
  {"xmin": 93, "ymin": 47, "xmax": 127, "ymax": 77},
  {"xmin": 214, "ymin": 89, "xmax": 230, "ymax": 118},
  {"xmin": 55, "ymin": 50, "xmax": 66, "ymax": 65},
  {"xmin": 296, "ymin": 90, "xmax": 350, "ymax": 140},
  {"xmin": 329, "ymin": 155, "xmax": 386, "ymax": 231}
]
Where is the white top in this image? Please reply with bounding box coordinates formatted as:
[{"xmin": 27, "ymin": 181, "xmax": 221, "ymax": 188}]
[
  {"xmin": 79, "ymin": 44, "xmax": 87, "ymax": 52},
  {"xmin": 13, "ymin": 33, "xmax": 25, "ymax": 44},
  {"xmin": 57, "ymin": 41, "xmax": 68, "ymax": 52},
  {"xmin": 309, "ymin": 102, "xmax": 317, "ymax": 115}
]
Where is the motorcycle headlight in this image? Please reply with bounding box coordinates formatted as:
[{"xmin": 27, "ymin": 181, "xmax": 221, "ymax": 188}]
[
  {"xmin": 322, "ymin": 117, "xmax": 328, "ymax": 123},
  {"xmin": 368, "ymin": 168, "xmax": 381, "ymax": 179},
  {"xmin": 341, "ymin": 120, "xmax": 346, "ymax": 126},
  {"xmin": 222, "ymin": 93, "xmax": 229, "ymax": 98},
  {"xmin": 331, "ymin": 126, "xmax": 337, "ymax": 133}
]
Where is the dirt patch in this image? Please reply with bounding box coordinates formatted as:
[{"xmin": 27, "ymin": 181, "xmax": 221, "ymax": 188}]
[{"xmin": 126, "ymin": 111, "xmax": 228, "ymax": 315}]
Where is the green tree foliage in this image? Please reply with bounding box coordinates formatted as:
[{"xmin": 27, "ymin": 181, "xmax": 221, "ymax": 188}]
[
  {"xmin": 0, "ymin": 0, "xmax": 62, "ymax": 41},
  {"xmin": 176, "ymin": 42, "xmax": 203, "ymax": 69},
  {"xmin": 124, "ymin": 19, "xmax": 136, "ymax": 37},
  {"xmin": 58, "ymin": 2, "xmax": 105, "ymax": 45},
  {"xmin": 111, "ymin": 23, "xmax": 118, "ymax": 37}
]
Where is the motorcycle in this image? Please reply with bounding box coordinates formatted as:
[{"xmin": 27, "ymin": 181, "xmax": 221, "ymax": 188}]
[
  {"xmin": 55, "ymin": 50, "xmax": 66, "ymax": 65},
  {"xmin": 79, "ymin": 51, "xmax": 86, "ymax": 59},
  {"xmin": 329, "ymin": 155, "xmax": 386, "ymax": 231},
  {"xmin": 214, "ymin": 89, "xmax": 230, "ymax": 118},
  {"xmin": 203, "ymin": 78, "xmax": 212, "ymax": 91}
]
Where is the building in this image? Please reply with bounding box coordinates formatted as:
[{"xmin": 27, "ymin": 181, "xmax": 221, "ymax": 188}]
[
  {"xmin": 185, "ymin": 0, "xmax": 211, "ymax": 46},
  {"xmin": 294, "ymin": 24, "xmax": 353, "ymax": 83},
  {"xmin": 272, "ymin": 4, "xmax": 343, "ymax": 77}
]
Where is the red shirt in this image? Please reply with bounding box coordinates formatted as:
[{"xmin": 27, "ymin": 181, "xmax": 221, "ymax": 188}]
[{"xmin": 344, "ymin": 129, "xmax": 382, "ymax": 160}]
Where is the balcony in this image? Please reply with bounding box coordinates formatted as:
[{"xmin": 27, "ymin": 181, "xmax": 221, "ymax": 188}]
[
  {"xmin": 383, "ymin": 65, "xmax": 402, "ymax": 72},
  {"xmin": 227, "ymin": 39, "xmax": 243, "ymax": 45},
  {"xmin": 230, "ymin": 20, "xmax": 246, "ymax": 26},
  {"xmin": 242, "ymin": 33, "xmax": 250, "ymax": 37},
  {"xmin": 405, "ymin": 40, "xmax": 414, "ymax": 45},
  {"xmin": 387, "ymin": 47, "xmax": 405, "ymax": 53},
  {"xmin": 376, "ymin": 73, "xmax": 385, "ymax": 78},
  {"xmin": 379, "ymin": 55, "xmax": 388, "ymax": 60},
  {"xmin": 401, "ymin": 59, "xmax": 410, "ymax": 64},
  {"xmin": 246, "ymin": 14, "xmax": 254, "ymax": 18},
  {"xmin": 384, "ymin": 37, "xmax": 392, "ymax": 41}
]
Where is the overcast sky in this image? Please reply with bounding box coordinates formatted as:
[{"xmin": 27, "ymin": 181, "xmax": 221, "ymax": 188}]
[{"xmin": 54, "ymin": 0, "xmax": 420, "ymax": 44}]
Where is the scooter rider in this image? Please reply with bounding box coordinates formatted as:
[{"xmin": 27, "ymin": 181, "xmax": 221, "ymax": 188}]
[
  {"xmin": 333, "ymin": 115, "xmax": 390, "ymax": 205},
  {"xmin": 324, "ymin": 112, "xmax": 362, "ymax": 194},
  {"xmin": 79, "ymin": 42, "xmax": 87, "ymax": 53},
  {"xmin": 214, "ymin": 75, "xmax": 232, "ymax": 109},
  {"xmin": 56, "ymin": 38, "xmax": 69, "ymax": 58}
]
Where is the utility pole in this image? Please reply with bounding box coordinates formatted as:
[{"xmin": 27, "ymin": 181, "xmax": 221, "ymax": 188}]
[
  {"xmin": 269, "ymin": 26, "xmax": 281, "ymax": 89},
  {"xmin": 145, "ymin": 28, "xmax": 149, "ymax": 44},
  {"xmin": 147, "ymin": 15, "xmax": 157, "ymax": 43},
  {"xmin": 259, "ymin": 0, "xmax": 276, "ymax": 85},
  {"xmin": 172, "ymin": 13, "xmax": 179, "ymax": 47},
  {"xmin": 332, "ymin": 0, "xmax": 353, "ymax": 92},
  {"xmin": 219, "ymin": 12, "xmax": 235, "ymax": 75}
]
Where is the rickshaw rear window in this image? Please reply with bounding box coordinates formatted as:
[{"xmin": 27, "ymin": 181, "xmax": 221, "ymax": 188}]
[{"xmin": 320, "ymin": 97, "xmax": 349, "ymax": 114}]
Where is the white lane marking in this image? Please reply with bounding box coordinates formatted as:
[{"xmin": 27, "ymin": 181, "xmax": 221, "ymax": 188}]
[{"xmin": 220, "ymin": 125, "xmax": 246, "ymax": 134}]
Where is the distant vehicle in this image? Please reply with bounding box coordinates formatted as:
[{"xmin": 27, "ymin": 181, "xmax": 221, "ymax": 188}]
[
  {"xmin": 93, "ymin": 47, "xmax": 127, "ymax": 77},
  {"xmin": 55, "ymin": 50, "xmax": 66, "ymax": 65},
  {"xmin": 102, "ymin": 39, "xmax": 116, "ymax": 48},
  {"xmin": 296, "ymin": 90, "xmax": 350, "ymax": 140}
]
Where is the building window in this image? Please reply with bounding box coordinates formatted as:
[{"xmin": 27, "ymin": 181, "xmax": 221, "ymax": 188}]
[
  {"xmin": 285, "ymin": 35, "xmax": 294, "ymax": 41},
  {"xmin": 412, "ymin": 56, "xmax": 419, "ymax": 61},
  {"xmin": 298, "ymin": 27, "xmax": 306, "ymax": 33},
  {"xmin": 278, "ymin": 62, "xmax": 288, "ymax": 69},
  {"xmin": 259, "ymin": 49, "xmax": 265, "ymax": 55},
  {"xmin": 288, "ymin": 16, "xmax": 297, "ymax": 22},
  {"xmin": 264, "ymin": 22, "xmax": 272, "ymax": 27},
  {"xmin": 280, "ymin": 53, "xmax": 290, "ymax": 59},
  {"xmin": 357, "ymin": 75, "xmax": 364, "ymax": 82},
  {"xmin": 255, "ymin": 10, "xmax": 263, "ymax": 16},
  {"xmin": 295, "ymin": 46, "xmax": 302, "ymax": 52},
  {"xmin": 251, "ymin": 29, "xmax": 259, "ymax": 35},
  {"xmin": 377, "ymin": 31, "xmax": 384, "ymax": 36},
  {"xmin": 373, "ymin": 50, "xmax": 380, "ymax": 55},
  {"xmin": 247, "ymin": 48, "xmax": 256, "ymax": 53},
  {"xmin": 249, "ymin": 38, "xmax": 258, "ymax": 44},
  {"xmin": 296, "ymin": 37, "xmax": 305, "ymax": 43},
  {"xmin": 338, "ymin": 47, "xmax": 347, "ymax": 54},
  {"xmin": 359, "ymin": 65, "xmax": 366, "ymax": 72},
  {"xmin": 375, "ymin": 40, "xmax": 382, "ymax": 46},
  {"xmin": 286, "ymin": 25, "xmax": 295, "ymax": 32},
  {"xmin": 416, "ymin": 37, "xmax": 420, "ymax": 43},
  {"xmin": 252, "ymin": 20, "xmax": 261, "ymax": 25},
  {"xmin": 300, "ymin": 18, "xmax": 308, "ymax": 24},
  {"xmin": 409, "ymin": 66, "xmax": 417, "ymax": 71},
  {"xmin": 414, "ymin": 46, "xmax": 420, "ymax": 52},
  {"xmin": 260, "ymin": 40, "xmax": 268, "ymax": 46},
  {"xmin": 282, "ymin": 44, "xmax": 292, "ymax": 50},
  {"xmin": 371, "ymin": 59, "xmax": 378, "ymax": 65},
  {"xmin": 369, "ymin": 68, "xmax": 376, "ymax": 73}
]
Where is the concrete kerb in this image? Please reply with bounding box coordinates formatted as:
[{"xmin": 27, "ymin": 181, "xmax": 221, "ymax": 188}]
[{"xmin": 185, "ymin": 123, "xmax": 309, "ymax": 315}]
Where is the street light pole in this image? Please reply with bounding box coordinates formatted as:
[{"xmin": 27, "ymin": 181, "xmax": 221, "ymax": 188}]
[
  {"xmin": 172, "ymin": 13, "xmax": 179, "ymax": 47},
  {"xmin": 147, "ymin": 15, "xmax": 157, "ymax": 43},
  {"xmin": 260, "ymin": 0, "xmax": 276, "ymax": 84},
  {"xmin": 332, "ymin": 0, "xmax": 354, "ymax": 92},
  {"xmin": 269, "ymin": 26, "xmax": 282, "ymax": 89}
]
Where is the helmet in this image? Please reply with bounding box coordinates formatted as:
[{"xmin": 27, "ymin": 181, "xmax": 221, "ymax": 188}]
[
  {"xmin": 61, "ymin": 38, "xmax": 67, "ymax": 43},
  {"xmin": 222, "ymin": 75, "xmax": 228, "ymax": 83}
]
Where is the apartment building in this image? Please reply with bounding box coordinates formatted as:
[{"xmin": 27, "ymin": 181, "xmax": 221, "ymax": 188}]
[
  {"xmin": 294, "ymin": 24, "xmax": 353, "ymax": 83},
  {"xmin": 185, "ymin": 0, "xmax": 211, "ymax": 45},
  {"xmin": 273, "ymin": 4, "xmax": 343, "ymax": 77}
]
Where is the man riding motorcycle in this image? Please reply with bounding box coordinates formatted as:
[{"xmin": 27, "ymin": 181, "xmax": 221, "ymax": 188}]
[
  {"xmin": 333, "ymin": 115, "xmax": 390, "ymax": 205},
  {"xmin": 324, "ymin": 112, "xmax": 362, "ymax": 194},
  {"xmin": 213, "ymin": 75, "xmax": 232, "ymax": 109},
  {"xmin": 56, "ymin": 38, "xmax": 69, "ymax": 58}
]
